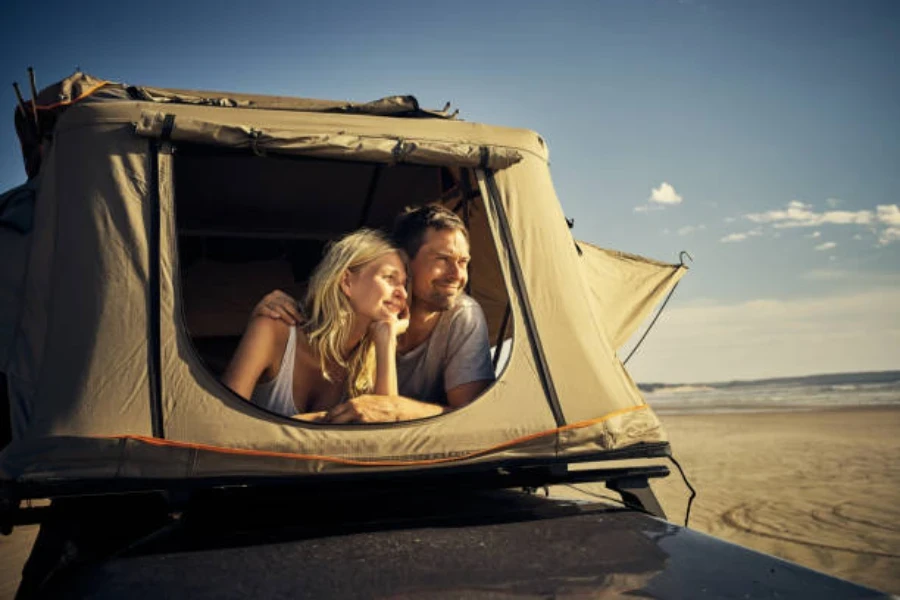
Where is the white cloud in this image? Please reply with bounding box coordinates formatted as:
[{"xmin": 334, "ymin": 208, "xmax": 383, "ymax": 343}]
[
  {"xmin": 826, "ymin": 198, "xmax": 842, "ymax": 208},
  {"xmin": 739, "ymin": 201, "xmax": 900, "ymax": 245},
  {"xmin": 815, "ymin": 242, "xmax": 837, "ymax": 251},
  {"xmin": 624, "ymin": 289, "xmax": 900, "ymax": 383},
  {"xmin": 649, "ymin": 182, "xmax": 683, "ymax": 205},
  {"xmin": 677, "ymin": 224, "xmax": 706, "ymax": 236},
  {"xmin": 744, "ymin": 201, "xmax": 873, "ymax": 228},
  {"xmin": 723, "ymin": 217, "xmax": 737, "ymax": 223},
  {"xmin": 720, "ymin": 229, "xmax": 763, "ymax": 243},
  {"xmin": 878, "ymin": 227, "xmax": 900, "ymax": 246},
  {"xmin": 720, "ymin": 233, "xmax": 747, "ymax": 243},
  {"xmin": 773, "ymin": 210, "xmax": 873, "ymax": 228},
  {"xmin": 877, "ymin": 204, "xmax": 900, "ymax": 226},
  {"xmin": 634, "ymin": 204, "xmax": 663, "ymax": 213}
]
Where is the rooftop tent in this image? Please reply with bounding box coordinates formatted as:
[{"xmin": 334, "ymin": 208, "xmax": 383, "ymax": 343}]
[{"xmin": 0, "ymin": 72, "xmax": 686, "ymax": 493}]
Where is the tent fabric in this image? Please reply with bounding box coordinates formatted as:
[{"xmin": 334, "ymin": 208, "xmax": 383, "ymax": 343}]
[
  {"xmin": 134, "ymin": 110, "xmax": 523, "ymax": 169},
  {"xmin": 0, "ymin": 73, "xmax": 678, "ymax": 488},
  {"xmin": 0, "ymin": 180, "xmax": 36, "ymax": 370},
  {"xmin": 14, "ymin": 71, "xmax": 460, "ymax": 178},
  {"xmin": 129, "ymin": 85, "xmax": 457, "ymax": 119},
  {"xmin": 576, "ymin": 241, "xmax": 687, "ymax": 350}
]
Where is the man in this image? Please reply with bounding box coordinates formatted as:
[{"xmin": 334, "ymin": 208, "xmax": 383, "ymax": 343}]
[{"xmin": 253, "ymin": 205, "xmax": 495, "ymax": 423}]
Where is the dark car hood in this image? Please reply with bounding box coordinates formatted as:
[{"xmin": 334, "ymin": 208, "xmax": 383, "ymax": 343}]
[{"xmin": 35, "ymin": 488, "xmax": 885, "ymax": 599}]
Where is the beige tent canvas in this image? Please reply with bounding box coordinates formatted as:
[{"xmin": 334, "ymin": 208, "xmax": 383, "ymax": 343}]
[{"xmin": 0, "ymin": 72, "xmax": 686, "ymax": 496}]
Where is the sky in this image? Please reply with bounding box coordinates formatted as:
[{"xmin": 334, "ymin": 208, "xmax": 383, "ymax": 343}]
[{"xmin": 1, "ymin": 0, "xmax": 898, "ymax": 383}]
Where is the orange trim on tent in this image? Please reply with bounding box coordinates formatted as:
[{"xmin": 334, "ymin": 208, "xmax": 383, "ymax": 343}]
[
  {"xmin": 30, "ymin": 80, "xmax": 112, "ymax": 112},
  {"xmin": 100, "ymin": 404, "xmax": 649, "ymax": 468}
]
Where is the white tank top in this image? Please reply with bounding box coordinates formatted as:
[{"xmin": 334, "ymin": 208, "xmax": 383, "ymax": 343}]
[{"xmin": 250, "ymin": 326, "xmax": 298, "ymax": 417}]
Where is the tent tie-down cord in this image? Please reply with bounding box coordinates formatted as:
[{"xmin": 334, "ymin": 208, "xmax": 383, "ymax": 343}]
[
  {"xmin": 622, "ymin": 250, "xmax": 693, "ymax": 366},
  {"xmin": 667, "ymin": 452, "xmax": 697, "ymax": 527}
]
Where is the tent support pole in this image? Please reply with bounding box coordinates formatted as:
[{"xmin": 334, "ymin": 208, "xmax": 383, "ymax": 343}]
[
  {"xmin": 492, "ymin": 304, "xmax": 511, "ymax": 372},
  {"xmin": 147, "ymin": 140, "xmax": 165, "ymax": 439}
]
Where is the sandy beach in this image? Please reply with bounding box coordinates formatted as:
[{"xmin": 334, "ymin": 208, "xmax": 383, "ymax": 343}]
[
  {"xmin": 2, "ymin": 406, "xmax": 898, "ymax": 597},
  {"xmin": 641, "ymin": 406, "xmax": 900, "ymax": 595}
]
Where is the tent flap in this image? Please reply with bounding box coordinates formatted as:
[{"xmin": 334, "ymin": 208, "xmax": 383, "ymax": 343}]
[
  {"xmin": 134, "ymin": 110, "xmax": 522, "ymax": 169},
  {"xmin": 577, "ymin": 241, "xmax": 688, "ymax": 350}
]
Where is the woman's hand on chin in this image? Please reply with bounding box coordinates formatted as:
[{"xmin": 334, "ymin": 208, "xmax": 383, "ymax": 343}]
[{"xmin": 369, "ymin": 311, "xmax": 409, "ymax": 347}]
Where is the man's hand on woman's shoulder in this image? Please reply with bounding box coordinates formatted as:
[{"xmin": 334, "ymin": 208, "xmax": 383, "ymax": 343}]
[{"xmin": 252, "ymin": 289, "xmax": 302, "ymax": 325}]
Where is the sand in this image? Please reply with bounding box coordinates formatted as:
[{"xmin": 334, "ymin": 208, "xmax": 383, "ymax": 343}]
[
  {"xmin": 639, "ymin": 406, "xmax": 900, "ymax": 595},
  {"xmin": 1, "ymin": 406, "xmax": 898, "ymax": 597}
]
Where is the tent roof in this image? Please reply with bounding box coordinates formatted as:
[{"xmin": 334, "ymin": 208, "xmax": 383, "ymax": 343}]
[{"xmin": 15, "ymin": 71, "xmax": 548, "ymax": 178}]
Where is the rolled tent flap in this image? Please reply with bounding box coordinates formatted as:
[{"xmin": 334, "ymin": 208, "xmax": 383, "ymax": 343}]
[
  {"xmin": 577, "ymin": 241, "xmax": 687, "ymax": 350},
  {"xmin": 130, "ymin": 87, "xmax": 455, "ymax": 118},
  {"xmin": 134, "ymin": 110, "xmax": 523, "ymax": 169}
]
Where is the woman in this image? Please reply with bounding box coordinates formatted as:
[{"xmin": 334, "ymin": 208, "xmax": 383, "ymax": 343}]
[{"xmin": 221, "ymin": 229, "xmax": 409, "ymax": 419}]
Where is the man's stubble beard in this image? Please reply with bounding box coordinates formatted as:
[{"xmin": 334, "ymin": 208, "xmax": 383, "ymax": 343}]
[{"xmin": 416, "ymin": 289, "xmax": 459, "ymax": 313}]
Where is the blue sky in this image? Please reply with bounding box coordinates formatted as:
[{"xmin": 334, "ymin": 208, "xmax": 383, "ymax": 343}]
[{"xmin": 2, "ymin": 0, "xmax": 898, "ymax": 382}]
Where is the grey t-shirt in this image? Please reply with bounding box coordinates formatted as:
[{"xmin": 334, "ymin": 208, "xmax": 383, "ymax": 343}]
[{"xmin": 397, "ymin": 295, "xmax": 495, "ymax": 404}]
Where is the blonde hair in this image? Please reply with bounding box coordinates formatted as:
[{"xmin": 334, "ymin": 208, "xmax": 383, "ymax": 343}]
[{"xmin": 302, "ymin": 229, "xmax": 401, "ymax": 398}]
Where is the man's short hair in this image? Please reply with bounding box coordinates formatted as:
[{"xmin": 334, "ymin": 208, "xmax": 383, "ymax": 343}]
[{"xmin": 391, "ymin": 204, "xmax": 469, "ymax": 259}]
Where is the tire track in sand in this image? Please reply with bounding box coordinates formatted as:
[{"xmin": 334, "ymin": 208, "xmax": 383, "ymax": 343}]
[{"xmin": 720, "ymin": 500, "xmax": 900, "ymax": 559}]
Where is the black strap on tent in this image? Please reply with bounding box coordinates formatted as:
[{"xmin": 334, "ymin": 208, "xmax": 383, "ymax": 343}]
[
  {"xmin": 492, "ymin": 304, "xmax": 512, "ymax": 372},
  {"xmin": 159, "ymin": 113, "xmax": 176, "ymax": 143},
  {"xmin": 456, "ymin": 171, "xmax": 476, "ymax": 295},
  {"xmin": 622, "ymin": 251, "xmax": 692, "ymax": 366},
  {"xmin": 248, "ymin": 129, "xmax": 265, "ymax": 157},
  {"xmin": 566, "ymin": 217, "xmax": 583, "ymax": 255},
  {"xmin": 479, "ymin": 146, "xmax": 490, "ymax": 170},
  {"xmin": 147, "ymin": 141, "xmax": 165, "ymax": 438}
]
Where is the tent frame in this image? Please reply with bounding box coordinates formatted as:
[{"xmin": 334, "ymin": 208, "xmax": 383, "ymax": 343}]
[{"xmin": 1, "ymin": 440, "xmax": 672, "ymax": 536}]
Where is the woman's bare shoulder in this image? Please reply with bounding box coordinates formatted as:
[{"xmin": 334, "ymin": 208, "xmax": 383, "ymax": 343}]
[{"xmin": 244, "ymin": 315, "xmax": 293, "ymax": 353}]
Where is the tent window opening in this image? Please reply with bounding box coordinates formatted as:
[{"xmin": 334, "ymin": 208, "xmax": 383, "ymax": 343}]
[{"xmin": 172, "ymin": 145, "xmax": 514, "ymax": 418}]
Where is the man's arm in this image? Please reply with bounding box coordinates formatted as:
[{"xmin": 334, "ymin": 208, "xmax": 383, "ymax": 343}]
[
  {"xmin": 445, "ymin": 379, "xmax": 493, "ymax": 409},
  {"xmin": 441, "ymin": 298, "xmax": 496, "ymax": 409}
]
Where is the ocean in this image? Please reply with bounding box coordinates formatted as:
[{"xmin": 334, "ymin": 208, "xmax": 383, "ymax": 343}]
[{"xmin": 640, "ymin": 371, "xmax": 900, "ymax": 415}]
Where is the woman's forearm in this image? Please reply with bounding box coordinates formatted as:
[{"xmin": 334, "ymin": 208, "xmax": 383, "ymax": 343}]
[{"xmin": 373, "ymin": 337, "xmax": 398, "ymax": 396}]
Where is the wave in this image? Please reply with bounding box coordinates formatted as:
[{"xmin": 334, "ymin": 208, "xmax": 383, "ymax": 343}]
[{"xmin": 645, "ymin": 385, "xmax": 716, "ymax": 395}]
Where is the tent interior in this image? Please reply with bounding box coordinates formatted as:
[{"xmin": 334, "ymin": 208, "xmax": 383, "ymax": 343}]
[{"xmin": 174, "ymin": 144, "xmax": 514, "ymax": 397}]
